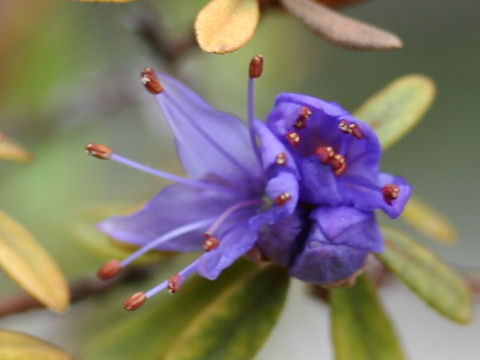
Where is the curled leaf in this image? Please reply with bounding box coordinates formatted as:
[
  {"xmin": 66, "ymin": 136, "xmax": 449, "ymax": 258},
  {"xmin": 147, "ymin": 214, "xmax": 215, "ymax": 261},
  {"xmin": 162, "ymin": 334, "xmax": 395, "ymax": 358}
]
[
  {"xmin": 84, "ymin": 261, "xmax": 289, "ymax": 360},
  {"xmin": 0, "ymin": 329, "xmax": 72, "ymax": 360},
  {"xmin": 280, "ymin": 0, "xmax": 402, "ymax": 50},
  {"xmin": 331, "ymin": 275, "xmax": 406, "ymax": 360},
  {"xmin": 402, "ymin": 196, "xmax": 457, "ymax": 244},
  {"xmin": 72, "ymin": 204, "xmax": 170, "ymax": 264},
  {"xmin": 0, "ymin": 210, "xmax": 69, "ymax": 312},
  {"xmin": 354, "ymin": 74, "xmax": 436, "ymax": 149},
  {"xmin": 378, "ymin": 227, "xmax": 473, "ymax": 324},
  {"xmin": 195, "ymin": 0, "xmax": 260, "ymax": 54},
  {"xmin": 0, "ymin": 134, "xmax": 33, "ymax": 163}
]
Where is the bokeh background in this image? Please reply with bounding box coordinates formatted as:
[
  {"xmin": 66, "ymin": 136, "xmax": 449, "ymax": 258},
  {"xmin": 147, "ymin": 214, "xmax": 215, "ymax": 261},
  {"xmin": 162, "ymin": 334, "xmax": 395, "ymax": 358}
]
[{"xmin": 0, "ymin": 0, "xmax": 478, "ymax": 358}]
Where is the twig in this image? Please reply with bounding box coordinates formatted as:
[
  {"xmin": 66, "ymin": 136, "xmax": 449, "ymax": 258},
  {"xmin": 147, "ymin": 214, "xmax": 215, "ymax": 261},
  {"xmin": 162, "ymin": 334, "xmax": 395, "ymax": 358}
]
[{"xmin": 0, "ymin": 268, "xmax": 151, "ymax": 318}]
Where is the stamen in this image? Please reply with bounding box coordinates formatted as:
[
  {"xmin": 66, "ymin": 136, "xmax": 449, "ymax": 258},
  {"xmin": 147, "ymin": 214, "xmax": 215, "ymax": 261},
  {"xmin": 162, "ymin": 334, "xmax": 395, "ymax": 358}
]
[
  {"xmin": 249, "ymin": 55, "xmax": 264, "ymax": 79},
  {"xmin": 205, "ymin": 198, "xmax": 264, "ymax": 236},
  {"xmin": 276, "ymin": 152, "xmax": 287, "ymax": 166},
  {"xmin": 97, "ymin": 259, "xmax": 122, "ymax": 280},
  {"xmin": 168, "ymin": 274, "xmax": 182, "ymax": 294},
  {"xmin": 121, "ymin": 218, "xmax": 215, "ymax": 268},
  {"xmin": 294, "ymin": 106, "xmax": 312, "ymax": 129},
  {"xmin": 203, "ymin": 234, "xmax": 220, "ymax": 251},
  {"xmin": 124, "ymin": 291, "xmax": 147, "ymax": 311},
  {"xmin": 275, "ymin": 192, "xmax": 291, "ymax": 206},
  {"xmin": 85, "ymin": 143, "xmax": 113, "ymax": 160},
  {"xmin": 286, "ymin": 131, "xmax": 301, "ymax": 146},
  {"xmin": 382, "ymin": 184, "xmax": 400, "ymax": 205},
  {"xmin": 140, "ymin": 67, "xmax": 164, "ymax": 94},
  {"xmin": 315, "ymin": 146, "xmax": 347, "ymax": 175},
  {"xmin": 339, "ymin": 119, "xmax": 363, "ymax": 140}
]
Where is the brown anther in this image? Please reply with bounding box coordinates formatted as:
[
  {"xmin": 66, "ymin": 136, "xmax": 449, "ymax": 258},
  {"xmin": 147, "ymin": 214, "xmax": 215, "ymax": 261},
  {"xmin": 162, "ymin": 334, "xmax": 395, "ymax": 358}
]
[
  {"xmin": 85, "ymin": 143, "xmax": 113, "ymax": 160},
  {"xmin": 140, "ymin": 67, "xmax": 164, "ymax": 94},
  {"xmin": 249, "ymin": 55, "xmax": 264, "ymax": 78},
  {"xmin": 315, "ymin": 146, "xmax": 335, "ymax": 163},
  {"xmin": 382, "ymin": 184, "xmax": 400, "ymax": 205},
  {"xmin": 97, "ymin": 259, "xmax": 122, "ymax": 280},
  {"xmin": 339, "ymin": 119, "xmax": 363, "ymax": 140},
  {"xmin": 329, "ymin": 154, "xmax": 347, "ymax": 176},
  {"xmin": 294, "ymin": 106, "xmax": 312, "ymax": 129},
  {"xmin": 286, "ymin": 131, "xmax": 301, "ymax": 146},
  {"xmin": 203, "ymin": 234, "xmax": 220, "ymax": 252},
  {"xmin": 124, "ymin": 292, "xmax": 147, "ymax": 311},
  {"xmin": 168, "ymin": 274, "xmax": 182, "ymax": 294},
  {"xmin": 275, "ymin": 152, "xmax": 287, "ymax": 166},
  {"xmin": 275, "ymin": 192, "xmax": 292, "ymax": 206}
]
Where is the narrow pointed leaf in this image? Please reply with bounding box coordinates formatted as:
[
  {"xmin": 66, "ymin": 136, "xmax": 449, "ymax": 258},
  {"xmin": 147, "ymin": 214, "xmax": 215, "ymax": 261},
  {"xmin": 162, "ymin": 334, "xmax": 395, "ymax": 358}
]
[
  {"xmin": 0, "ymin": 135, "xmax": 33, "ymax": 163},
  {"xmin": 402, "ymin": 196, "xmax": 457, "ymax": 244},
  {"xmin": 0, "ymin": 329, "xmax": 72, "ymax": 360},
  {"xmin": 378, "ymin": 227, "xmax": 473, "ymax": 324},
  {"xmin": 331, "ymin": 275, "xmax": 405, "ymax": 360},
  {"xmin": 355, "ymin": 75, "xmax": 436, "ymax": 149},
  {"xmin": 0, "ymin": 210, "xmax": 69, "ymax": 312},
  {"xmin": 280, "ymin": 0, "xmax": 402, "ymax": 50},
  {"xmin": 84, "ymin": 261, "xmax": 289, "ymax": 360},
  {"xmin": 195, "ymin": 0, "xmax": 260, "ymax": 54},
  {"xmin": 72, "ymin": 205, "xmax": 170, "ymax": 264}
]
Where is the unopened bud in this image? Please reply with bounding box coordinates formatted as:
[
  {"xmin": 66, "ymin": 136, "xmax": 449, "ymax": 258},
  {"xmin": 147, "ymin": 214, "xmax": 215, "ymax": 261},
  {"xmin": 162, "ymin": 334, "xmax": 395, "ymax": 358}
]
[
  {"xmin": 141, "ymin": 67, "xmax": 164, "ymax": 94},
  {"xmin": 249, "ymin": 55, "xmax": 264, "ymax": 78},
  {"xmin": 124, "ymin": 292, "xmax": 147, "ymax": 311},
  {"xmin": 97, "ymin": 259, "xmax": 122, "ymax": 280},
  {"xmin": 85, "ymin": 143, "xmax": 113, "ymax": 160}
]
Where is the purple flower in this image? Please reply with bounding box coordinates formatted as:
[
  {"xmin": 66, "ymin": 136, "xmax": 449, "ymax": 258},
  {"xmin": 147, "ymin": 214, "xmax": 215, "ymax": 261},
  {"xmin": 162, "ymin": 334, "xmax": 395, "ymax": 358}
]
[{"xmin": 87, "ymin": 56, "xmax": 411, "ymax": 310}]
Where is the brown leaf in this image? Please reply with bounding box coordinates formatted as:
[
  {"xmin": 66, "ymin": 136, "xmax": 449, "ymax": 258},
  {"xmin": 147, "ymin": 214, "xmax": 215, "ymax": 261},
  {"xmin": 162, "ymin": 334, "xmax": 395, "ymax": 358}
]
[
  {"xmin": 280, "ymin": 0, "xmax": 403, "ymax": 50},
  {"xmin": 0, "ymin": 210, "xmax": 70, "ymax": 312},
  {"xmin": 195, "ymin": 0, "xmax": 260, "ymax": 54}
]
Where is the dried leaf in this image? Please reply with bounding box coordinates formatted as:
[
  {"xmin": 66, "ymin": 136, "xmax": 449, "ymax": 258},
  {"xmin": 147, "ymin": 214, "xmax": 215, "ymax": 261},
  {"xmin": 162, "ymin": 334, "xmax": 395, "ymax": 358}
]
[
  {"xmin": 0, "ymin": 210, "xmax": 69, "ymax": 312},
  {"xmin": 0, "ymin": 329, "xmax": 72, "ymax": 360},
  {"xmin": 0, "ymin": 134, "xmax": 33, "ymax": 163},
  {"xmin": 354, "ymin": 74, "xmax": 436, "ymax": 149},
  {"xmin": 280, "ymin": 0, "xmax": 402, "ymax": 50},
  {"xmin": 402, "ymin": 196, "xmax": 457, "ymax": 244},
  {"xmin": 195, "ymin": 0, "xmax": 260, "ymax": 54},
  {"xmin": 72, "ymin": 204, "xmax": 170, "ymax": 263},
  {"xmin": 330, "ymin": 275, "xmax": 406, "ymax": 360},
  {"xmin": 378, "ymin": 227, "xmax": 473, "ymax": 324},
  {"xmin": 84, "ymin": 261, "xmax": 289, "ymax": 360}
]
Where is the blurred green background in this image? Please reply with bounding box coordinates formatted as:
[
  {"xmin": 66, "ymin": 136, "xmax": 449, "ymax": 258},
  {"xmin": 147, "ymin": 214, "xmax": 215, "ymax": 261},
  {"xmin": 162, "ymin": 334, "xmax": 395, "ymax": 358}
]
[{"xmin": 0, "ymin": 0, "xmax": 478, "ymax": 358}]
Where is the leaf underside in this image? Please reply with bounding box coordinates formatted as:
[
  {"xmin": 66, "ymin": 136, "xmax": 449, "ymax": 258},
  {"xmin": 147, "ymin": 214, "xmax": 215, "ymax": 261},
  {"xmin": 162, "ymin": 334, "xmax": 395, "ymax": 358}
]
[
  {"xmin": 378, "ymin": 227, "xmax": 473, "ymax": 324},
  {"xmin": 281, "ymin": 0, "xmax": 402, "ymax": 50}
]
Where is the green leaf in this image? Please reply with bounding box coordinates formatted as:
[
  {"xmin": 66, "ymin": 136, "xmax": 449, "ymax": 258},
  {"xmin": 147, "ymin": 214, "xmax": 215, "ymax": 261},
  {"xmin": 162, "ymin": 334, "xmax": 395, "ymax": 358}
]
[
  {"xmin": 0, "ymin": 210, "xmax": 69, "ymax": 312},
  {"xmin": 330, "ymin": 275, "xmax": 406, "ymax": 360},
  {"xmin": 0, "ymin": 134, "xmax": 33, "ymax": 163},
  {"xmin": 402, "ymin": 196, "xmax": 457, "ymax": 245},
  {"xmin": 0, "ymin": 329, "xmax": 72, "ymax": 360},
  {"xmin": 354, "ymin": 75, "xmax": 436, "ymax": 149},
  {"xmin": 84, "ymin": 261, "xmax": 289, "ymax": 359},
  {"xmin": 195, "ymin": 0, "xmax": 260, "ymax": 54},
  {"xmin": 280, "ymin": 0, "xmax": 402, "ymax": 51},
  {"xmin": 378, "ymin": 227, "xmax": 473, "ymax": 324},
  {"xmin": 72, "ymin": 204, "xmax": 170, "ymax": 264}
]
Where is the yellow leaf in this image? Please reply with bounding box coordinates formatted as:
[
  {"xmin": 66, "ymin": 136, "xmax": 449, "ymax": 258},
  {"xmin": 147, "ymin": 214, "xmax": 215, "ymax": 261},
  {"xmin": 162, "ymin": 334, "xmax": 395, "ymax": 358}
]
[
  {"xmin": 0, "ymin": 329, "xmax": 72, "ymax": 360},
  {"xmin": 402, "ymin": 196, "xmax": 457, "ymax": 245},
  {"xmin": 0, "ymin": 210, "xmax": 69, "ymax": 312},
  {"xmin": 195, "ymin": 0, "xmax": 260, "ymax": 54},
  {"xmin": 0, "ymin": 134, "xmax": 33, "ymax": 163}
]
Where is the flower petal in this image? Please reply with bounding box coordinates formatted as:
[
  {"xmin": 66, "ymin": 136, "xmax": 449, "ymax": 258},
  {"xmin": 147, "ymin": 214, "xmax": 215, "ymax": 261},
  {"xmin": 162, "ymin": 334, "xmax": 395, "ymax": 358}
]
[
  {"xmin": 197, "ymin": 222, "xmax": 258, "ymax": 280},
  {"xmin": 155, "ymin": 74, "xmax": 262, "ymax": 184},
  {"xmin": 97, "ymin": 184, "xmax": 240, "ymax": 251}
]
